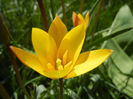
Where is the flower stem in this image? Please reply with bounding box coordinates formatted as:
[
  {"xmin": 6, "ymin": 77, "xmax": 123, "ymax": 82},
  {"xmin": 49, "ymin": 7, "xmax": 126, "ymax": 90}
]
[
  {"xmin": 0, "ymin": 82, "xmax": 11, "ymax": 99},
  {"xmin": 59, "ymin": 78, "xmax": 63, "ymax": 99},
  {"xmin": 79, "ymin": 0, "xmax": 85, "ymax": 14},
  {"xmin": 37, "ymin": 0, "xmax": 49, "ymax": 32},
  {"xmin": 61, "ymin": 0, "xmax": 67, "ymax": 25},
  {"xmin": 7, "ymin": 45, "xmax": 31, "ymax": 99}
]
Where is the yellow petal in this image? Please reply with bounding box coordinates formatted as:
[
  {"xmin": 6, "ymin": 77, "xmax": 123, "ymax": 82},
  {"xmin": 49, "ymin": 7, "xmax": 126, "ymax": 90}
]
[
  {"xmin": 32, "ymin": 28, "xmax": 57, "ymax": 67},
  {"xmin": 64, "ymin": 49, "xmax": 112, "ymax": 79},
  {"xmin": 72, "ymin": 12, "xmax": 80, "ymax": 27},
  {"xmin": 77, "ymin": 13, "xmax": 84, "ymax": 22},
  {"xmin": 10, "ymin": 46, "xmax": 49, "ymax": 77},
  {"xmin": 48, "ymin": 15, "xmax": 67, "ymax": 48},
  {"xmin": 58, "ymin": 24, "xmax": 85, "ymax": 65},
  {"xmin": 72, "ymin": 12, "xmax": 77, "ymax": 26},
  {"xmin": 85, "ymin": 11, "xmax": 89, "ymax": 30}
]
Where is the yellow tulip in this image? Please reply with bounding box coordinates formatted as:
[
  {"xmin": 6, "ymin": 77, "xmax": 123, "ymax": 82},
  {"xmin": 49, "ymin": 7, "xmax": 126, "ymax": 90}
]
[
  {"xmin": 72, "ymin": 11, "xmax": 89, "ymax": 31},
  {"xmin": 10, "ymin": 15, "xmax": 112, "ymax": 79}
]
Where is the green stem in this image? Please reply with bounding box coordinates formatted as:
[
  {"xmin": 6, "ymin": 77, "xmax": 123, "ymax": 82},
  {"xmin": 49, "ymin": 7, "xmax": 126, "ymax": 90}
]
[
  {"xmin": 37, "ymin": 0, "xmax": 49, "ymax": 32},
  {"xmin": 61, "ymin": 0, "xmax": 67, "ymax": 25},
  {"xmin": 0, "ymin": 12, "xmax": 30, "ymax": 99},
  {"xmin": 7, "ymin": 45, "xmax": 31, "ymax": 99},
  {"xmin": 0, "ymin": 83, "xmax": 11, "ymax": 99},
  {"xmin": 0, "ymin": 13, "xmax": 11, "ymax": 45},
  {"xmin": 79, "ymin": 0, "xmax": 85, "ymax": 14},
  {"xmin": 91, "ymin": 0, "xmax": 103, "ymax": 42},
  {"xmin": 59, "ymin": 78, "xmax": 63, "ymax": 99},
  {"xmin": 50, "ymin": 0, "xmax": 56, "ymax": 19}
]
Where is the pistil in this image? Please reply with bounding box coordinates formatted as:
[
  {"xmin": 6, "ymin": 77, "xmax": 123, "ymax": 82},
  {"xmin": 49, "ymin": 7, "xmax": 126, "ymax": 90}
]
[{"xmin": 56, "ymin": 58, "xmax": 63, "ymax": 70}]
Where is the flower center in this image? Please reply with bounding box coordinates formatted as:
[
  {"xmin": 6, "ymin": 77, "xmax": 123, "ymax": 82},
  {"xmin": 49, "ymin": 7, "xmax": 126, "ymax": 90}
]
[{"xmin": 56, "ymin": 58, "xmax": 63, "ymax": 70}]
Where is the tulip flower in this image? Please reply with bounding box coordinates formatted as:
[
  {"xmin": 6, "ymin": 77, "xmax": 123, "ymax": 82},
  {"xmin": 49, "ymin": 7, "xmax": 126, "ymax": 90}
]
[
  {"xmin": 10, "ymin": 15, "xmax": 112, "ymax": 79},
  {"xmin": 72, "ymin": 11, "xmax": 89, "ymax": 31}
]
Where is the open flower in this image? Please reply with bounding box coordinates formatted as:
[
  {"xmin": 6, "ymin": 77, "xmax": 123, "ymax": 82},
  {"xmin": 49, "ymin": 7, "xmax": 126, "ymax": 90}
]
[
  {"xmin": 10, "ymin": 15, "xmax": 112, "ymax": 79},
  {"xmin": 72, "ymin": 11, "xmax": 89, "ymax": 31}
]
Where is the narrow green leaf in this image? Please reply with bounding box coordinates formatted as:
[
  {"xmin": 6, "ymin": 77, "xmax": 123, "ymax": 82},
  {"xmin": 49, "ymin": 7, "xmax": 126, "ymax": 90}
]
[
  {"xmin": 0, "ymin": 83, "xmax": 11, "ymax": 99},
  {"xmin": 0, "ymin": 13, "xmax": 11, "ymax": 45}
]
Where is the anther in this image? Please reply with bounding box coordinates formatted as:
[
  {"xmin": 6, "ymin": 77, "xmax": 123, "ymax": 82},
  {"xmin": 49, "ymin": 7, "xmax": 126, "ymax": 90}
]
[{"xmin": 56, "ymin": 58, "xmax": 63, "ymax": 70}]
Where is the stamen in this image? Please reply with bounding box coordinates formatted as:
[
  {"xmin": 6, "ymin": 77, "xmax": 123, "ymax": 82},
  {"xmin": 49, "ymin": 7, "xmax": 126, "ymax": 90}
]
[
  {"xmin": 56, "ymin": 58, "xmax": 63, "ymax": 70},
  {"xmin": 62, "ymin": 50, "xmax": 68, "ymax": 65},
  {"xmin": 47, "ymin": 63, "xmax": 55, "ymax": 71},
  {"xmin": 64, "ymin": 61, "xmax": 72, "ymax": 68}
]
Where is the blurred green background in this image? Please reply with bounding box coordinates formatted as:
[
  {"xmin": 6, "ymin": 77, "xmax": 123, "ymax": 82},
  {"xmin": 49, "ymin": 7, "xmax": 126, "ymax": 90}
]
[{"xmin": 0, "ymin": 0, "xmax": 133, "ymax": 99}]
